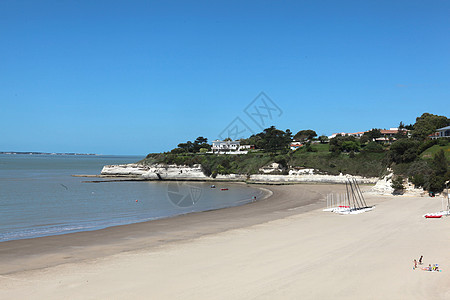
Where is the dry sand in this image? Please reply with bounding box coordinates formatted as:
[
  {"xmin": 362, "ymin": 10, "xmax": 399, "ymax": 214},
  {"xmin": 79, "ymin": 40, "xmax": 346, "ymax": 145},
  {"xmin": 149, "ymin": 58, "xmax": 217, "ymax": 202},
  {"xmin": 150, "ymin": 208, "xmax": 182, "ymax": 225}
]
[{"xmin": 1, "ymin": 184, "xmax": 450, "ymax": 299}]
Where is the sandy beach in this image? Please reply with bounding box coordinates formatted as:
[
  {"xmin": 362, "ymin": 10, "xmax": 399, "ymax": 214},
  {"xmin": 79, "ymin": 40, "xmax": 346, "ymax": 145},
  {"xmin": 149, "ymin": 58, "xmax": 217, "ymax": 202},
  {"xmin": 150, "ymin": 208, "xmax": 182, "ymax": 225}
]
[{"xmin": 1, "ymin": 183, "xmax": 450, "ymax": 299}]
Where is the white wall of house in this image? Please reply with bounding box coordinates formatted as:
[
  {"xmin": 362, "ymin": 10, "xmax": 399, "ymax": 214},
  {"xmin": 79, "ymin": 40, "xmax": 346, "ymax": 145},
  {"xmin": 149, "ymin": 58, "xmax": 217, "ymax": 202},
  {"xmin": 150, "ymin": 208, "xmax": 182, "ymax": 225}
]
[
  {"xmin": 212, "ymin": 140, "xmax": 240, "ymax": 151},
  {"xmin": 436, "ymin": 126, "xmax": 450, "ymax": 138}
]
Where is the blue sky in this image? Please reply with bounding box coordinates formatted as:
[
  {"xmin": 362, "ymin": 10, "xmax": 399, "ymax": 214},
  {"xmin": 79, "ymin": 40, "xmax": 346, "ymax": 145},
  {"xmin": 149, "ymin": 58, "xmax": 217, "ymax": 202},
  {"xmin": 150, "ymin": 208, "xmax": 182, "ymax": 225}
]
[{"xmin": 1, "ymin": 0, "xmax": 449, "ymax": 155}]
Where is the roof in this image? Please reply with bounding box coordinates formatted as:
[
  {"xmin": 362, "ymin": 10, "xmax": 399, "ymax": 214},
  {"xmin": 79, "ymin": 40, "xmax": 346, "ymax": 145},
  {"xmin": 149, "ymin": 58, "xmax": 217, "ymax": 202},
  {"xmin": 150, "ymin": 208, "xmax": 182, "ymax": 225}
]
[
  {"xmin": 380, "ymin": 129, "xmax": 398, "ymax": 134},
  {"xmin": 437, "ymin": 126, "xmax": 450, "ymax": 131},
  {"xmin": 212, "ymin": 140, "xmax": 240, "ymax": 143}
]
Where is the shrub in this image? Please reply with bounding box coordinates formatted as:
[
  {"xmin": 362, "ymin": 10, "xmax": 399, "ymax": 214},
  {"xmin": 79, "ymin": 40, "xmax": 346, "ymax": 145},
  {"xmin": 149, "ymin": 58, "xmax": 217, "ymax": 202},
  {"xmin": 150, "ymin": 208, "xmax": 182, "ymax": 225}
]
[
  {"xmin": 364, "ymin": 141, "xmax": 384, "ymax": 153},
  {"xmin": 423, "ymin": 174, "xmax": 446, "ymax": 193},
  {"xmin": 438, "ymin": 138, "xmax": 449, "ymax": 146},
  {"xmin": 433, "ymin": 149, "xmax": 448, "ymax": 176},
  {"xmin": 305, "ymin": 143, "xmax": 317, "ymax": 152},
  {"xmin": 417, "ymin": 139, "xmax": 437, "ymax": 154},
  {"xmin": 329, "ymin": 135, "xmax": 361, "ymax": 153},
  {"xmin": 341, "ymin": 141, "xmax": 360, "ymax": 152},
  {"xmin": 410, "ymin": 173, "xmax": 426, "ymax": 188},
  {"xmin": 391, "ymin": 176, "xmax": 405, "ymax": 193},
  {"xmin": 388, "ymin": 139, "xmax": 420, "ymax": 163}
]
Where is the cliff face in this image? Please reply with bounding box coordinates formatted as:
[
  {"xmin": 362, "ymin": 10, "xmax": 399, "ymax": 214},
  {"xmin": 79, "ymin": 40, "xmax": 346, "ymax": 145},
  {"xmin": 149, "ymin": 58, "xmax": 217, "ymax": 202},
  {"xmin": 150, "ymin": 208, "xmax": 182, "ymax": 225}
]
[
  {"xmin": 101, "ymin": 164, "xmax": 377, "ymax": 184},
  {"xmin": 368, "ymin": 172, "xmax": 426, "ymax": 196},
  {"xmin": 248, "ymin": 174, "xmax": 377, "ymax": 184},
  {"xmin": 101, "ymin": 164, "xmax": 209, "ymax": 180},
  {"xmin": 100, "ymin": 164, "xmax": 434, "ymax": 196}
]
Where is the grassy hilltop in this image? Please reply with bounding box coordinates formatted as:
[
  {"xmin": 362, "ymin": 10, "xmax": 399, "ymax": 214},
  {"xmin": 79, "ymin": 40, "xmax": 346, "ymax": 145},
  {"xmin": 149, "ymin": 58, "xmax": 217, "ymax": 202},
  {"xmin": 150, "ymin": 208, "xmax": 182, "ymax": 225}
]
[{"xmin": 142, "ymin": 113, "xmax": 450, "ymax": 193}]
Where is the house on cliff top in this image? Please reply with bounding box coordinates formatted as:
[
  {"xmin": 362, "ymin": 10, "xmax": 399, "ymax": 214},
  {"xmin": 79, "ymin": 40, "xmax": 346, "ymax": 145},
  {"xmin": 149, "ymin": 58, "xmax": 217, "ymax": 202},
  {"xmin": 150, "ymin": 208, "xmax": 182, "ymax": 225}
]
[
  {"xmin": 211, "ymin": 140, "xmax": 254, "ymax": 154},
  {"xmin": 432, "ymin": 126, "xmax": 450, "ymax": 139}
]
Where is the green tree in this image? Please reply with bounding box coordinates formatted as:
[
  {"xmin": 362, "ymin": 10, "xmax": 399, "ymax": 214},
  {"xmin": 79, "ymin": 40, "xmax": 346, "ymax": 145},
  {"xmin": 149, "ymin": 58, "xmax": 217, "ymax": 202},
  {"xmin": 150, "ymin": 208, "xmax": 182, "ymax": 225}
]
[
  {"xmin": 395, "ymin": 123, "xmax": 408, "ymax": 139},
  {"xmin": 341, "ymin": 141, "xmax": 359, "ymax": 152},
  {"xmin": 433, "ymin": 149, "xmax": 448, "ymax": 176},
  {"xmin": 360, "ymin": 135, "xmax": 370, "ymax": 144},
  {"xmin": 404, "ymin": 124, "xmax": 414, "ymax": 130},
  {"xmin": 284, "ymin": 129, "xmax": 293, "ymax": 148},
  {"xmin": 318, "ymin": 135, "xmax": 329, "ymax": 144},
  {"xmin": 177, "ymin": 141, "xmax": 194, "ymax": 152},
  {"xmin": 424, "ymin": 174, "xmax": 446, "ymax": 193},
  {"xmin": 216, "ymin": 164, "xmax": 226, "ymax": 174},
  {"xmin": 240, "ymin": 134, "xmax": 262, "ymax": 148},
  {"xmin": 406, "ymin": 160, "xmax": 447, "ymax": 192},
  {"xmin": 193, "ymin": 136, "xmax": 210, "ymax": 152},
  {"xmin": 304, "ymin": 142, "xmax": 317, "ymax": 152},
  {"xmin": 388, "ymin": 139, "xmax": 420, "ymax": 163},
  {"xmin": 257, "ymin": 126, "xmax": 292, "ymax": 153},
  {"xmin": 364, "ymin": 129, "xmax": 382, "ymax": 141},
  {"xmin": 329, "ymin": 135, "xmax": 360, "ymax": 153},
  {"xmin": 170, "ymin": 147, "xmax": 185, "ymax": 154},
  {"xmin": 294, "ymin": 129, "xmax": 317, "ymax": 142},
  {"xmin": 417, "ymin": 139, "xmax": 438, "ymax": 154},
  {"xmin": 412, "ymin": 113, "xmax": 450, "ymax": 140},
  {"xmin": 194, "ymin": 136, "xmax": 208, "ymax": 144},
  {"xmin": 363, "ymin": 141, "xmax": 384, "ymax": 152}
]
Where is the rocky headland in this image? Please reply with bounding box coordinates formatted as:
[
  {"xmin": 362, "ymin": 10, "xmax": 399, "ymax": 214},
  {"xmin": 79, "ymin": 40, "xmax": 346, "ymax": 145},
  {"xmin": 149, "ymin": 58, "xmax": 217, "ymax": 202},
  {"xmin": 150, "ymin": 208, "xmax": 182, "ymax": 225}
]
[{"xmin": 100, "ymin": 163, "xmax": 378, "ymax": 184}]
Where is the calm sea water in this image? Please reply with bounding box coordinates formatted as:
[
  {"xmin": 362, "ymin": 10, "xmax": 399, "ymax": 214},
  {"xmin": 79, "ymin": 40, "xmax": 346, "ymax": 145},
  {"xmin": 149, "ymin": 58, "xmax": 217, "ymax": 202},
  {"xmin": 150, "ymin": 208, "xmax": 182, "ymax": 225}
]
[{"xmin": 0, "ymin": 154, "xmax": 263, "ymax": 242}]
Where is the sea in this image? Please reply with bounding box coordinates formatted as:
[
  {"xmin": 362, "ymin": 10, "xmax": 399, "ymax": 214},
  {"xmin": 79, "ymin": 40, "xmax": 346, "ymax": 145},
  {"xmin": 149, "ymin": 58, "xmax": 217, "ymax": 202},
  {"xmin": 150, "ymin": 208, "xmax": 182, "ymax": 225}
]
[{"xmin": 0, "ymin": 154, "xmax": 263, "ymax": 242}]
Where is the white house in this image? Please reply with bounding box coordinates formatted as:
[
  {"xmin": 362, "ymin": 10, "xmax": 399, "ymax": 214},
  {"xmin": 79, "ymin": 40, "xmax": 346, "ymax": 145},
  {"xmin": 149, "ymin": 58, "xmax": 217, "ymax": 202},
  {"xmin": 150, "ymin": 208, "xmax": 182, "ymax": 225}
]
[
  {"xmin": 328, "ymin": 128, "xmax": 409, "ymax": 141},
  {"xmin": 433, "ymin": 126, "xmax": 450, "ymax": 138},
  {"xmin": 211, "ymin": 140, "xmax": 254, "ymax": 154},
  {"xmin": 328, "ymin": 132, "xmax": 364, "ymax": 139},
  {"xmin": 238, "ymin": 144, "xmax": 254, "ymax": 150},
  {"xmin": 212, "ymin": 140, "xmax": 240, "ymax": 152}
]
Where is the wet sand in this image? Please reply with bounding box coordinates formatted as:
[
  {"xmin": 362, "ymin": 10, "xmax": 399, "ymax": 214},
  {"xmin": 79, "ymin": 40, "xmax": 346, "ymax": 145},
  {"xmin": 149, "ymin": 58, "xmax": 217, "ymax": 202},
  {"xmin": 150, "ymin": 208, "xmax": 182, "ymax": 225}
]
[
  {"xmin": 1, "ymin": 184, "xmax": 450, "ymax": 299},
  {"xmin": 0, "ymin": 184, "xmax": 331, "ymax": 275}
]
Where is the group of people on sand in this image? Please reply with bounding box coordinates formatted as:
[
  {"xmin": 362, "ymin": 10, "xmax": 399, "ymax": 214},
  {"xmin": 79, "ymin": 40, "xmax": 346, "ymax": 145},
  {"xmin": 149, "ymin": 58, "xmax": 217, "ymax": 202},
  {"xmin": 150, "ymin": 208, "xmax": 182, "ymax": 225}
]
[
  {"xmin": 413, "ymin": 255, "xmax": 441, "ymax": 272},
  {"xmin": 424, "ymin": 264, "xmax": 440, "ymax": 272}
]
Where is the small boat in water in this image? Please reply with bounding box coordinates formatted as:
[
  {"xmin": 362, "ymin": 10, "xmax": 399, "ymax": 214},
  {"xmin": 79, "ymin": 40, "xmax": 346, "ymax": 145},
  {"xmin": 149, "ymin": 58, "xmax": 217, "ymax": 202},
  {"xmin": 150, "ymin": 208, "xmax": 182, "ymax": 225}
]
[
  {"xmin": 210, "ymin": 185, "xmax": 216, "ymax": 188},
  {"xmin": 221, "ymin": 188, "xmax": 228, "ymax": 191}
]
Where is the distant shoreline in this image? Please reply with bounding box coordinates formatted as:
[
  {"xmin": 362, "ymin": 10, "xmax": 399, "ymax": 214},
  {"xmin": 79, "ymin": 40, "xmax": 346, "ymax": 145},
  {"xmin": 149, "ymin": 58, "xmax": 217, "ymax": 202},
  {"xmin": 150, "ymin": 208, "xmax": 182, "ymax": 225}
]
[{"xmin": 0, "ymin": 151, "xmax": 97, "ymax": 156}]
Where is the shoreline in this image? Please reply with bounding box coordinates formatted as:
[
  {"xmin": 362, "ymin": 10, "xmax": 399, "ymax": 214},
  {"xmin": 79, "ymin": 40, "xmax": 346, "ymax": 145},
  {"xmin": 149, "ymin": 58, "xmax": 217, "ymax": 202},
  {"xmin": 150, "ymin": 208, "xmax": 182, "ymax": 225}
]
[
  {"xmin": 0, "ymin": 183, "xmax": 326, "ymax": 275},
  {"xmin": 0, "ymin": 181, "xmax": 270, "ymax": 244},
  {"xmin": 76, "ymin": 175, "xmax": 379, "ymax": 186},
  {"xmin": 2, "ymin": 184, "xmax": 450, "ymax": 299}
]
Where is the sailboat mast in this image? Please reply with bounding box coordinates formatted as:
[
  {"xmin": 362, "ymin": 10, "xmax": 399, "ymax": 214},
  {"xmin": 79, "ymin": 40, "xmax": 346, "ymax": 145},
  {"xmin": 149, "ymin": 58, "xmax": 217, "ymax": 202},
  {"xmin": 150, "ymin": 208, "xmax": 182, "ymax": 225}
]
[
  {"xmin": 348, "ymin": 179, "xmax": 361, "ymax": 209},
  {"xmin": 353, "ymin": 177, "xmax": 368, "ymax": 207},
  {"xmin": 345, "ymin": 181, "xmax": 351, "ymax": 208}
]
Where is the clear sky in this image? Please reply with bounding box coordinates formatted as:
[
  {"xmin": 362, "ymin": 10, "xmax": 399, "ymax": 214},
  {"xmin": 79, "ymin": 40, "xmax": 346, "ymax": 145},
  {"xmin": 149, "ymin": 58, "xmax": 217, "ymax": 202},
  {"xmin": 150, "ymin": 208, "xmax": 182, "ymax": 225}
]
[{"xmin": 1, "ymin": 0, "xmax": 449, "ymax": 155}]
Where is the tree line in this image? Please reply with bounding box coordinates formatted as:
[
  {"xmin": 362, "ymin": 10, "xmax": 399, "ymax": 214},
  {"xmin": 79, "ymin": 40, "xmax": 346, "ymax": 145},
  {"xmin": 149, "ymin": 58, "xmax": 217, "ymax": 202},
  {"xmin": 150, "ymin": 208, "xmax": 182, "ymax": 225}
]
[{"xmin": 149, "ymin": 112, "xmax": 449, "ymax": 192}]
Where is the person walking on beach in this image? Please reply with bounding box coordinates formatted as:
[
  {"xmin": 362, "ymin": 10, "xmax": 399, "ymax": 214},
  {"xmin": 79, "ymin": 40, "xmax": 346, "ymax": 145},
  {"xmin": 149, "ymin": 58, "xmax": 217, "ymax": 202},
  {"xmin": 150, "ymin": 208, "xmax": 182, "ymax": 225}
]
[
  {"xmin": 413, "ymin": 259, "xmax": 417, "ymax": 269},
  {"xmin": 419, "ymin": 255, "xmax": 423, "ymax": 265}
]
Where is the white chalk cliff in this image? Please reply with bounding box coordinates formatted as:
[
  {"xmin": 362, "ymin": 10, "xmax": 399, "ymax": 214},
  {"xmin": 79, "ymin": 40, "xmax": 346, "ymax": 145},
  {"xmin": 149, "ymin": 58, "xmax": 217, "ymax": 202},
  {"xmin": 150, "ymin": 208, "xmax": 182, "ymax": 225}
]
[
  {"xmin": 368, "ymin": 172, "xmax": 426, "ymax": 196},
  {"xmin": 101, "ymin": 164, "xmax": 209, "ymax": 180},
  {"xmin": 101, "ymin": 164, "xmax": 377, "ymax": 184}
]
